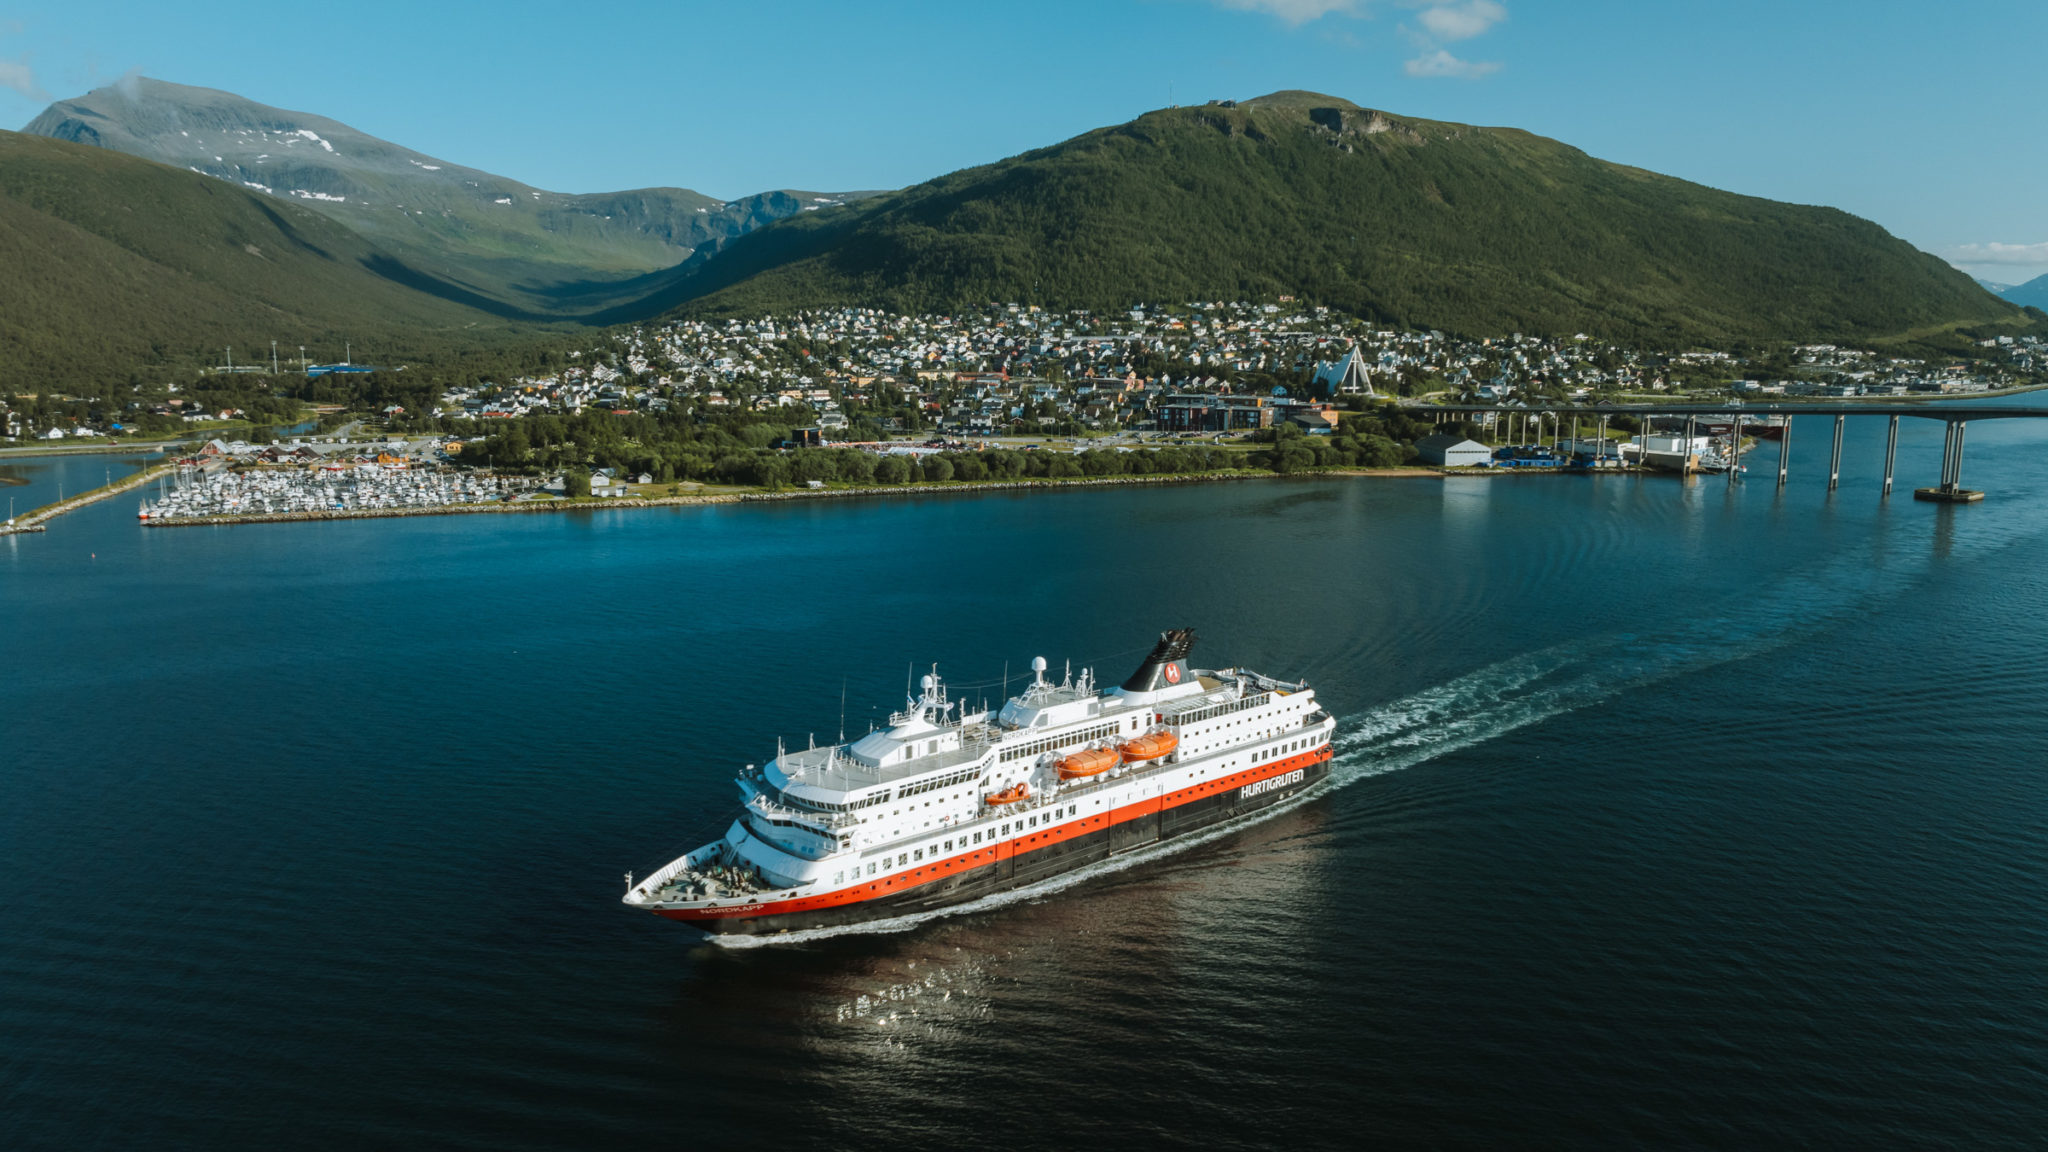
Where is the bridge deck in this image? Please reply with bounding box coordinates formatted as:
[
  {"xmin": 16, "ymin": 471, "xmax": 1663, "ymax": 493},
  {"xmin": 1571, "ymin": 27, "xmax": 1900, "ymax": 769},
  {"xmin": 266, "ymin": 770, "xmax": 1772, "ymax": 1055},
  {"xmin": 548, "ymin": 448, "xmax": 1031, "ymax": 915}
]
[{"xmin": 1410, "ymin": 402, "xmax": 2047, "ymax": 420}]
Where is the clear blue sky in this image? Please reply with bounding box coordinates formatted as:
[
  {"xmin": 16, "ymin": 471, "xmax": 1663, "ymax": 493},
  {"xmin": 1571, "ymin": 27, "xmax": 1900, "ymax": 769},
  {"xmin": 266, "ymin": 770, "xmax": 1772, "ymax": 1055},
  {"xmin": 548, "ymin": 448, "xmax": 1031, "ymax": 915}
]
[{"xmin": 4, "ymin": 1, "xmax": 2044, "ymax": 282}]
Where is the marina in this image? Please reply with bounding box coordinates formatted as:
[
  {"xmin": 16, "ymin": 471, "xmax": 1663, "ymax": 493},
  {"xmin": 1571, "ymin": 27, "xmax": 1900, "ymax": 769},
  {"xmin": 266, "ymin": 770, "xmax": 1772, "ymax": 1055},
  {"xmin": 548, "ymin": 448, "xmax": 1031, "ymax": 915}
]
[{"xmin": 138, "ymin": 463, "xmax": 534, "ymax": 522}]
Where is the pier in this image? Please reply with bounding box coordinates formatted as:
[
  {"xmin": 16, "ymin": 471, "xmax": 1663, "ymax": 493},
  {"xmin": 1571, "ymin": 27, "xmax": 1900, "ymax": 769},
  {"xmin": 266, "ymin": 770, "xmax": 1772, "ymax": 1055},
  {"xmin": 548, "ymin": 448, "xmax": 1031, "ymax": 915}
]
[{"xmin": 1413, "ymin": 402, "xmax": 2042, "ymax": 502}]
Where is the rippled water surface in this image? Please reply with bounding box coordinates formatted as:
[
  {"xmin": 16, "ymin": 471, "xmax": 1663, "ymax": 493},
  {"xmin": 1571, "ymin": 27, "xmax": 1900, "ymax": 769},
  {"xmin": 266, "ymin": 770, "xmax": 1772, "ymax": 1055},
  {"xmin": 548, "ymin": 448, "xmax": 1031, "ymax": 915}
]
[{"xmin": 6, "ymin": 406, "xmax": 2048, "ymax": 1148}]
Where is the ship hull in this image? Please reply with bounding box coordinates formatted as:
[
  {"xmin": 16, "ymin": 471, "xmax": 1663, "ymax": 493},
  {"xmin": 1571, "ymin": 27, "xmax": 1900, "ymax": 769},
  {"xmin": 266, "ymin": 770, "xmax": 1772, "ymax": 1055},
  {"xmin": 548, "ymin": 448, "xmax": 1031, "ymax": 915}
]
[{"xmin": 654, "ymin": 747, "xmax": 1335, "ymax": 936}]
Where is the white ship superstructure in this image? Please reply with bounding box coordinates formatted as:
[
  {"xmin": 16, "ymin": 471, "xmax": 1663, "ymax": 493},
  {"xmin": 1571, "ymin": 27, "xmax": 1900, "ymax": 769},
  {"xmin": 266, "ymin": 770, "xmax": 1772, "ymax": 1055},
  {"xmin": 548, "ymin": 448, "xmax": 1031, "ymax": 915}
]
[{"xmin": 624, "ymin": 630, "xmax": 1336, "ymax": 934}]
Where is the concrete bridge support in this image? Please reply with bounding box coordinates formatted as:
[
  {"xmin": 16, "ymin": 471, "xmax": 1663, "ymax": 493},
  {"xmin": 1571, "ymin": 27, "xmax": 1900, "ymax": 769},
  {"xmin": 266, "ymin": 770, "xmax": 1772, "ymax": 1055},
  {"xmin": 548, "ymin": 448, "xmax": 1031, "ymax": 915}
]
[
  {"xmin": 1917, "ymin": 419, "xmax": 1983, "ymax": 503},
  {"xmin": 1882, "ymin": 415, "xmax": 1899, "ymax": 498},
  {"xmin": 1777, "ymin": 417, "xmax": 1792, "ymax": 488},
  {"xmin": 1828, "ymin": 415, "xmax": 1845, "ymax": 491}
]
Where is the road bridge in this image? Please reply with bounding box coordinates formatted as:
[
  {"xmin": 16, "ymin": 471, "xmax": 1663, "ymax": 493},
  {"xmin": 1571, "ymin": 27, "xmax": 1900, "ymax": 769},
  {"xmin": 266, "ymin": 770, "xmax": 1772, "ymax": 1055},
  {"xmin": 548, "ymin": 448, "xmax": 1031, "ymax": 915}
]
[{"xmin": 1407, "ymin": 402, "xmax": 2048, "ymax": 503}]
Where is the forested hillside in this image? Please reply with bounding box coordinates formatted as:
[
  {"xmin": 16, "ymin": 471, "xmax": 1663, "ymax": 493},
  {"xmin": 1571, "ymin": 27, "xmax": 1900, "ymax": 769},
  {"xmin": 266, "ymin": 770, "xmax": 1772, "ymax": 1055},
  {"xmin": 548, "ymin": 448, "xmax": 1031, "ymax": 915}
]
[{"xmin": 665, "ymin": 92, "xmax": 2025, "ymax": 345}]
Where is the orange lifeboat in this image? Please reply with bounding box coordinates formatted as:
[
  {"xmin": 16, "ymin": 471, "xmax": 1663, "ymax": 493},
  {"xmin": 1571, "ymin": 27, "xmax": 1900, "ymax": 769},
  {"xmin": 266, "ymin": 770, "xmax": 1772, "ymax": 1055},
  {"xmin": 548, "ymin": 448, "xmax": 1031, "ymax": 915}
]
[
  {"xmin": 1056, "ymin": 746, "xmax": 1121, "ymax": 779},
  {"xmin": 1121, "ymin": 731, "xmax": 1179, "ymax": 762},
  {"xmin": 984, "ymin": 783, "xmax": 1030, "ymax": 806}
]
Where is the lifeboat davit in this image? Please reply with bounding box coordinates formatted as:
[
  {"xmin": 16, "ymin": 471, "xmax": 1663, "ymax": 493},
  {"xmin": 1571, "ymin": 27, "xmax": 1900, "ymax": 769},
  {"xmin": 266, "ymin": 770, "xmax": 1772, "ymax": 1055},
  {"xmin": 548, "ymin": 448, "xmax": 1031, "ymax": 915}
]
[
  {"xmin": 1121, "ymin": 731, "xmax": 1179, "ymax": 762},
  {"xmin": 984, "ymin": 783, "xmax": 1030, "ymax": 806},
  {"xmin": 1056, "ymin": 746, "xmax": 1121, "ymax": 779}
]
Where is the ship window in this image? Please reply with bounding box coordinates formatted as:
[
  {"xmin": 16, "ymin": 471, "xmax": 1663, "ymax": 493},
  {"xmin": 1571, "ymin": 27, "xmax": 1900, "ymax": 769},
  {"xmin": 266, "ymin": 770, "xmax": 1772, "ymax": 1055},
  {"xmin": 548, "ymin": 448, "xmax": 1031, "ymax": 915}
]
[
  {"xmin": 867, "ymin": 863, "xmax": 876, "ymax": 876},
  {"xmin": 1028, "ymin": 815, "xmax": 1037, "ymax": 827},
  {"xmin": 944, "ymin": 840, "xmax": 952, "ymax": 852},
  {"xmin": 897, "ymin": 854, "xmax": 907, "ymax": 866},
  {"xmin": 914, "ymin": 849, "xmax": 923, "ymax": 861},
  {"xmin": 833, "ymin": 871, "xmax": 843, "ymax": 885},
  {"xmin": 973, "ymin": 832, "xmax": 982, "ymax": 844},
  {"xmin": 1001, "ymin": 823, "xmax": 1010, "ymax": 835}
]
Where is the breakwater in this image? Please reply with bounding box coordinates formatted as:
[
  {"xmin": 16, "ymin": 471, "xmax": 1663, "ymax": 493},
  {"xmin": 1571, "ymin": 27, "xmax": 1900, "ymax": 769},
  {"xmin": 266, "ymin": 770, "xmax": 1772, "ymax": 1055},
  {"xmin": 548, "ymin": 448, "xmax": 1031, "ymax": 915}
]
[{"xmin": 2, "ymin": 461, "xmax": 173, "ymax": 535}]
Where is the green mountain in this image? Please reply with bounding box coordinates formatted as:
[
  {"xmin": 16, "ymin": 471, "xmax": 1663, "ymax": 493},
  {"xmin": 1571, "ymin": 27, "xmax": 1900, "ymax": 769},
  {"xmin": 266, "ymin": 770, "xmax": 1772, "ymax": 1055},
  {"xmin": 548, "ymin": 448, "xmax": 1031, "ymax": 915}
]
[
  {"xmin": 24, "ymin": 77, "xmax": 877, "ymax": 317},
  {"xmin": 665, "ymin": 91, "xmax": 2026, "ymax": 345},
  {"xmin": 0, "ymin": 130, "xmax": 534, "ymax": 390}
]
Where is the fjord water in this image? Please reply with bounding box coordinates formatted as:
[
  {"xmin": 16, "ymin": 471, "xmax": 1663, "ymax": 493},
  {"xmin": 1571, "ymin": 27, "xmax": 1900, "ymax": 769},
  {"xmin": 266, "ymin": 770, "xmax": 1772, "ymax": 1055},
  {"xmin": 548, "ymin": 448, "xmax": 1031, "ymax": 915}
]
[{"xmin": 6, "ymin": 407, "xmax": 2048, "ymax": 1149}]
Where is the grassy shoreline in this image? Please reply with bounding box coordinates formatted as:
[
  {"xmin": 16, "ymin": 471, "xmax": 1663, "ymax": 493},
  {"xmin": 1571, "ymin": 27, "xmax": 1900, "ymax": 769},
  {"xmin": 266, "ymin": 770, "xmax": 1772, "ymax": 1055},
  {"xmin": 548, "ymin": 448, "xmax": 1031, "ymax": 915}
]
[
  {"xmin": 19, "ymin": 457, "xmax": 1649, "ymax": 534},
  {"xmin": 131, "ymin": 467, "xmax": 1484, "ymax": 528}
]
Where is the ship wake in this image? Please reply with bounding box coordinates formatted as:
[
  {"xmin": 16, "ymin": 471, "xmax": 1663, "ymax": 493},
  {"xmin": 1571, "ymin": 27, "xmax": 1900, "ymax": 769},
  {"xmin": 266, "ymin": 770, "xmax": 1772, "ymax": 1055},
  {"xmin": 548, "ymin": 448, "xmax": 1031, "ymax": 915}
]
[
  {"xmin": 707, "ymin": 648, "xmax": 1588, "ymax": 949},
  {"xmin": 710, "ymin": 518, "xmax": 2007, "ymax": 948}
]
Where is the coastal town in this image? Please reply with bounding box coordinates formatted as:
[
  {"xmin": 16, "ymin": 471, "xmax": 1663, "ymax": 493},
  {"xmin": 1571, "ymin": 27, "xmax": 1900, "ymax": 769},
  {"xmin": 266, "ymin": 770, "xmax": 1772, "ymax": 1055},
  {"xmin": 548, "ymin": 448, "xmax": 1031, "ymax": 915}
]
[
  {"xmin": 5, "ymin": 301, "xmax": 2043, "ymax": 448},
  {"xmin": 5, "ymin": 300, "xmax": 2045, "ymax": 529},
  {"xmin": 432, "ymin": 302, "xmax": 2045, "ymax": 439}
]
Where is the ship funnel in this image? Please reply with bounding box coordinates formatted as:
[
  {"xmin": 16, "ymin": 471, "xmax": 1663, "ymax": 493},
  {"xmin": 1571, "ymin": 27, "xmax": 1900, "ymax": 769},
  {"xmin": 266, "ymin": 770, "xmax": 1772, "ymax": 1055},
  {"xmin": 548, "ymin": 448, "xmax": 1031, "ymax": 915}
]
[{"xmin": 1121, "ymin": 629, "xmax": 1197, "ymax": 693}]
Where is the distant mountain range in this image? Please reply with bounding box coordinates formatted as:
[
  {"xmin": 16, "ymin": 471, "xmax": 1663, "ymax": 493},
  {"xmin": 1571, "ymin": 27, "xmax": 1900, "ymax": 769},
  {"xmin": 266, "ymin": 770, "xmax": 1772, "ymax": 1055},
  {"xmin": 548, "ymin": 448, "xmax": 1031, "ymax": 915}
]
[
  {"xmin": 7, "ymin": 81, "xmax": 2038, "ymax": 389},
  {"xmin": 24, "ymin": 77, "xmax": 878, "ymax": 317},
  {"xmin": 1995, "ymin": 274, "xmax": 2048, "ymax": 310}
]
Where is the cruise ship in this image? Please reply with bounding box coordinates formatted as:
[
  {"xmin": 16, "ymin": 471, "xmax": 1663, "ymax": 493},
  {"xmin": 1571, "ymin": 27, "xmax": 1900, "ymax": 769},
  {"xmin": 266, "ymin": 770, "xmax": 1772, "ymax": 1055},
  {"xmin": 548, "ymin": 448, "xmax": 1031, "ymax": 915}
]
[{"xmin": 623, "ymin": 630, "xmax": 1337, "ymax": 935}]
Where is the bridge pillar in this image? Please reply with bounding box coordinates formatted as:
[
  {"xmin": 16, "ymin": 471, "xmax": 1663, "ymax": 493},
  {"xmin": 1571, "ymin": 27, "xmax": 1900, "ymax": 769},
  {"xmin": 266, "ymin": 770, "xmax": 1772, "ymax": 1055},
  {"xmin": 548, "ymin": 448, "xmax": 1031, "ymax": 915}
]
[
  {"xmin": 1684, "ymin": 417, "xmax": 1697, "ymax": 475},
  {"xmin": 1916, "ymin": 419, "xmax": 1984, "ymax": 503},
  {"xmin": 1777, "ymin": 417, "xmax": 1792, "ymax": 488},
  {"xmin": 1882, "ymin": 415, "xmax": 1899, "ymax": 498},
  {"xmin": 1827, "ymin": 414, "xmax": 1845, "ymax": 491},
  {"xmin": 1727, "ymin": 414, "xmax": 1739, "ymax": 485}
]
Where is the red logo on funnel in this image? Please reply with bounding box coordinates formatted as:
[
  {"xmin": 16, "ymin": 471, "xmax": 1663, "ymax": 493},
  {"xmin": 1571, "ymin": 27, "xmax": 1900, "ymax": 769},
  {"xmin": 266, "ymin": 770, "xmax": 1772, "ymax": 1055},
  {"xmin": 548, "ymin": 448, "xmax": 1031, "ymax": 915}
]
[{"xmin": 1164, "ymin": 664, "xmax": 1181, "ymax": 684}]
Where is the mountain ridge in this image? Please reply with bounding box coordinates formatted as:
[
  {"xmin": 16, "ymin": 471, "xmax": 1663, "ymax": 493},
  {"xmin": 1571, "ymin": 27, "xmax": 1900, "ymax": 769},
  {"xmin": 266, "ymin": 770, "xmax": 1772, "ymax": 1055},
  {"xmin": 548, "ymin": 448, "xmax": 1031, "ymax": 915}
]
[{"xmin": 23, "ymin": 77, "xmax": 880, "ymax": 317}]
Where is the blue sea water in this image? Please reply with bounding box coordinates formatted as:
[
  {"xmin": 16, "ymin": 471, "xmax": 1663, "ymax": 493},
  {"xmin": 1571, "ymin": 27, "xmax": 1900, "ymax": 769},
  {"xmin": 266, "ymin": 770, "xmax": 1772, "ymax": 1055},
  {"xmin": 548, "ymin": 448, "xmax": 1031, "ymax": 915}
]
[{"xmin": 5, "ymin": 405, "xmax": 2048, "ymax": 1149}]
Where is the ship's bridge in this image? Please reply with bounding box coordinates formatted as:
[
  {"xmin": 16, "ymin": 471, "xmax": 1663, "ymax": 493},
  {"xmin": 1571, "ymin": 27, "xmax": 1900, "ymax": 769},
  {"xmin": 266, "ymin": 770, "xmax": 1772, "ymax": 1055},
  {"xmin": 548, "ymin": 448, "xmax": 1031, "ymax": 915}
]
[
  {"xmin": 763, "ymin": 670, "xmax": 1000, "ymax": 803},
  {"xmin": 768, "ymin": 730, "xmax": 995, "ymax": 803}
]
